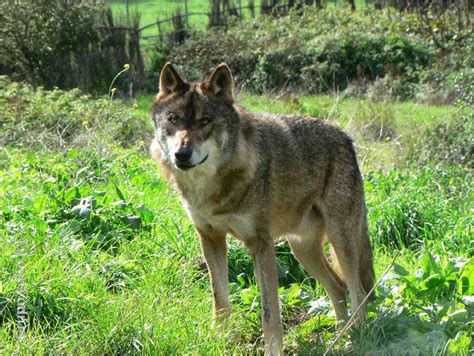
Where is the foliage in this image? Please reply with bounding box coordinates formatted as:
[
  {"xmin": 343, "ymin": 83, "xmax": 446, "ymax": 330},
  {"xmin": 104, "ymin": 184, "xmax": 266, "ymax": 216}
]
[
  {"xmin": 1, "ymin": 144, "xmax": 471, "ymax": 354},
  {"xmin": 412, "ymin": 110, "xmax": 474, "ymax": 167},
  {"xmin": 149, "ymin": 8, "xmax": 427, "ymax": 94},
  {"xmin": 417, "ymin": 35, "xmax": 474, "ymax": 105},
  {"xmin": 0, "ymin": 76, "xmax": 151, "ymax": 150},
  {"xmin": 1, "ymin": 83, "xmax": 472, "ymax": 353},
  {"xmin": 365, "ymin": 167, "xmax": 472, "ymax": 250},
  {"xmin": 148, "ymin": 7, "xmax": 473, "ymax": 102},
  {"xmin": 0, "ymin": 1, "xmax": 143, "ymax": 93}
]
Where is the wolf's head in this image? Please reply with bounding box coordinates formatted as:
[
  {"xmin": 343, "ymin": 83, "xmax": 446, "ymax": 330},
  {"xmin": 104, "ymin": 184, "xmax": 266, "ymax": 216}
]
[{"xmin": 152, "ymin": 63, "xmax": 240, "ymax": 172}]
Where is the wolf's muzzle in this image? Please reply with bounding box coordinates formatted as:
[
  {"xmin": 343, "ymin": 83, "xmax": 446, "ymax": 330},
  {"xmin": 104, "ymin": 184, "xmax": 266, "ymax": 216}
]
[
  {"xmin": 175, "ymin": 147, "xmax": 193, "ymax": 163},
  {"xmin": 175, "ymin": 153, "xmax": 209, "ymax": 171}
]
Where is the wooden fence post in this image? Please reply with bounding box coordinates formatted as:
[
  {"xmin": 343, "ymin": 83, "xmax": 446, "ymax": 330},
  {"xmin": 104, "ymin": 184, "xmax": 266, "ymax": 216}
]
[
  {"xmin": 158, "ymin": 21, "xmax": 163, "ymax": 42},
  {"xmin": 185, "ymin": 0, "xmax": 189, "ymax": 27}
]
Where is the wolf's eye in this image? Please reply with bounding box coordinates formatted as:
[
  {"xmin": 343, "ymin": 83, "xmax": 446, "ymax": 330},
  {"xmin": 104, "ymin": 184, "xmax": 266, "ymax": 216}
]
[
  {"xmin": 168, "ymin": 114, "xmax": 178, "ymax": 125},
  {"xmin": 200, "ymin": 117, "xmax": 211, "ymax": 127}
]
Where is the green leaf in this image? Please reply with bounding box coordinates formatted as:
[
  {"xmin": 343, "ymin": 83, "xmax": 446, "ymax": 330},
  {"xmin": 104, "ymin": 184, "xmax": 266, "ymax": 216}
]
[
  {"xmin": 423, "ymin": 273, "xmax": 443, "ymax": 290},
  {"xmin": 114, "ymin": 184, "xmax": 126, "ymax": 201},
  {"xmin": 393, "ymin": 263, "xmax": 410, "ymax": 276},
  {"xmin": 458, "ymin": 259, "xmax": 474, "ymax": 295},
  {"xmin": 421, "ymin": 251, "xmax": 441, "ymax": 276},
  {"xmin": 241, "ymin": 287, "xmax": 257, "ymax": 305},
  {"xmin": 64, "ymin": 187, "xmax": 79, "ymax": 203},
  {"xmin": 120, "ymin": 215, "xmax": 141, "ymax": 229},
  {"xmin": 58, "ymin": 220, "xmax": 81, "ymax": 237},
  {"xmin": 286, "ymin": 284, "xmax": 301, "ymax": 304},
  {"xmin": 446, "ymin": 331, "xmax": 470, "ymax": 355},
  {"xmin": 135, "ymin": 206, "xmax": 154, "ymax": 223}
]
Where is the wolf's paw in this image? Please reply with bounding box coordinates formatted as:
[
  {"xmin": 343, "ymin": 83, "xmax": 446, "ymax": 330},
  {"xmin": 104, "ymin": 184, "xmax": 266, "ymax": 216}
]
[{"xmin": 211, "ymin": 308, "xmax": 231, "ymax": 332}]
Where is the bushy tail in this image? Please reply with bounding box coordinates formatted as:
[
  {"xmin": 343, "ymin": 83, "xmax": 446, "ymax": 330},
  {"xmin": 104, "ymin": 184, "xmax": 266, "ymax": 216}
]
[
  {"xmin": 328, "ymin": 210, "xmax": 375, "ymax": 301},
  {"xmin": 360, "ymin": 213, "xmax": 375, "ymax": 301}
]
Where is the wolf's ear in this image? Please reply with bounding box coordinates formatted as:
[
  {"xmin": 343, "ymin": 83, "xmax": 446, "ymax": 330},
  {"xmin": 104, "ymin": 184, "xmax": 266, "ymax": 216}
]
[
  {"xmin": 159, "ymin": 62, "xmax": 188, "ymax": 95},
  {"xmin": 205, "ymin": 63, "xmax": 233, "ymax": 103}
]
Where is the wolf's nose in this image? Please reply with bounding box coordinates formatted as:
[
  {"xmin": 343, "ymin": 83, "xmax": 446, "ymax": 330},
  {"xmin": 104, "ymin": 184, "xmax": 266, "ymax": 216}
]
[{"xmin": 175, "ymin": 147, "xmax": 193, "ymax": 162}]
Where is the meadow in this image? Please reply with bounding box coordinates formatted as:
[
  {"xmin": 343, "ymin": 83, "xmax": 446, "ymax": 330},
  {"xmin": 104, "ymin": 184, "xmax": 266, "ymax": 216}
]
[
  {"xmin": 110, "ymin": 0, "xmax": 208, "ymax": 36},
  {"xmin": 108, "ymin": 0, "xmax": 257, "ymax": 37},
  {"xmin": 0, "ymin": 75, "xmax": 472, "ymax": 354},
  {"xmin": 107, "ymin": 0, "xmax": 368, "ymax": 37}
]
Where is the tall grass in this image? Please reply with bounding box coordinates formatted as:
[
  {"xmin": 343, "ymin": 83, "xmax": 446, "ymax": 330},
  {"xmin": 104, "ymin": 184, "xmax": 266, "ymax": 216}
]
[{"xmin": 0, "ymin": 81, "xmax": 472, "ymax": 354}]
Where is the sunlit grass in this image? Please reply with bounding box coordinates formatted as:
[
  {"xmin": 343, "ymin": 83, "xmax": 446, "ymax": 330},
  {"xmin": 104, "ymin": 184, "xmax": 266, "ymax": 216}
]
[{"xmin": 1, "ymin": 86, "xmax": 472, "ymax": 353}]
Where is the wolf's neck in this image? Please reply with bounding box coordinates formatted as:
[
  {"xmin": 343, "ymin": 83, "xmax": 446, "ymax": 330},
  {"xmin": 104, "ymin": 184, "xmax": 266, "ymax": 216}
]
[{"xmin": 174, "ymin": 121, "xmax": 258, "ymax": 210}]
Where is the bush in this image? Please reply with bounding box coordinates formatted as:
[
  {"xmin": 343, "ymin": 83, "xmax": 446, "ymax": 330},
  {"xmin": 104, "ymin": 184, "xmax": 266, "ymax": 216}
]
[
  {"xmin": 411, "ymin": 111, "xmax": 474, "ymax": 168},
  {"xmin": 0, "ymin": 76, "xmax": 151, "ymax": 150},
  {"xmin": 148, "ymin": 8, "xmax": 433, "ymax": 96},
  {"xmin": 0, "ymin": 2, "xmax": 144, "ymax": 93},
  {"xmin": 147, "ymin": 7, "xmax": 473, "ymax": 102},
  {"xmin": 418, "ymin": 36, "xmax": 474, "ymax": 106}
]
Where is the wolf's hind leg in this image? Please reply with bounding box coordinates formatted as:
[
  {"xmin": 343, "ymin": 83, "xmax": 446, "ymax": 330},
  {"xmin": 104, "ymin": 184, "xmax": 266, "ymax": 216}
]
[
  {"xmin": 324, "ymin": 212, "xmax": 370, "ymax": 323},
  {"xmin": 197, "ymin": 228, "xmax": 231, "ymax": 322},
  {"xmin": 288, "ymin": 209, "xmax": 348, "ymax": 322}
]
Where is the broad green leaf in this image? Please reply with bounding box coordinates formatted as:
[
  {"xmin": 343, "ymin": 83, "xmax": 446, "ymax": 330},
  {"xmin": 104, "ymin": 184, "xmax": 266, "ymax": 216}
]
[
  {"xmin": 423, "ymin": 273, "xmax": 443, "ymax": 290},
  {"xmin": 120, "ymin": 215, "xmax": 141, "ymax": 229},
  {"xmin": 421, "ymin": 251, "xmax": 441, "ymax": 277},
  {"xmin": 58, "ymin": 220, "xmax": 81, "ymax": 237},
  {"xmin": 458, "ymin": 259, "xmax": 474, "ymax": 295},
  {"xmin": 241, "ymin": 287, "xmax": 257, "ymax": 305},
  {"xmin": 286, "ymin": 283, "xmax": 301, "ymax": 305},
  {"xmin": 393, "ymin": 263, "xmax": 410, "ymax": 276}
]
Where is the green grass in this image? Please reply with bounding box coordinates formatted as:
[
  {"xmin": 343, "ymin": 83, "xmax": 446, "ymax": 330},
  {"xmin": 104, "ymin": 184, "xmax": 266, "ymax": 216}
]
[
  {"xmin": 109, "ymin": 0, "xmax": 208, "ymax": 37},
  {"xmin": 235, "ymin": 92, "xmax": 468, "ymax": 169},
  {"xmin": 107, "ymin": 0, "xmax": 369, "ymax": 38},
  {"xmin": 136, "ymin": 92, "xmax": 466, "ymax": 170},
  {"xmin": 1, "ymin": 84, "xmax": 473, "ymax": 354},
  {"xmin": 108, "ymin": 0, "xmax": 260, "ymax": 37}
]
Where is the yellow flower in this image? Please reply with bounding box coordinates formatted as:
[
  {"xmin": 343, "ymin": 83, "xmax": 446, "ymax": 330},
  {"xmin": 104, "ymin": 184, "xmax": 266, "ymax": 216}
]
[
  {"xmin": 111, "ymin": 88, "xmax": 117, "ymax": 94},
  {"xmin": 82, "ymin": 120, "xmax": 89, "ymax": 127},
  {"xmin": 124, "ymin": 64, "xmax": 130, "ymax": 70}
]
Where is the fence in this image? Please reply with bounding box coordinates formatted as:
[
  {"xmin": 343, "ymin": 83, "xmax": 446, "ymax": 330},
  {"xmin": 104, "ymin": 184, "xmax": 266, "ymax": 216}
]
[
  {"xmin": 113, "ymin": 0, "xmax": 472, "ymax": 40},
  {"xmin": 124, "ymin": 2, "xmax": 350, "ymax": 40}
]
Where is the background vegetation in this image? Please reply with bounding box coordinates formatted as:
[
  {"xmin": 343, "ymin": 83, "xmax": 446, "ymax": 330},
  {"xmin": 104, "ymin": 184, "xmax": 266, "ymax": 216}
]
[
  {"xmin": 0, "ymin": 2, "xmax": 144, "ymax": 93},
  {"xmin": 0, "ymin": 0, "xmax": 473, "ymax": 354}
]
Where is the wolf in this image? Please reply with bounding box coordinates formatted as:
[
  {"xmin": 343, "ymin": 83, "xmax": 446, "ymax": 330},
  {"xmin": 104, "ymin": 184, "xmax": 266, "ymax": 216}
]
[{"xmin": 150, "ymin": 62, "xmax": 374, "ymax": 355}]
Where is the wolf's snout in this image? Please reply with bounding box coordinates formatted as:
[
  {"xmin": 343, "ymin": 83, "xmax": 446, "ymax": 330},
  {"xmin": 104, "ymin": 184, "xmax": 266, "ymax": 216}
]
[{"xmin": 175, "ymin": 147, "xmax": 193, "ymax": 163}]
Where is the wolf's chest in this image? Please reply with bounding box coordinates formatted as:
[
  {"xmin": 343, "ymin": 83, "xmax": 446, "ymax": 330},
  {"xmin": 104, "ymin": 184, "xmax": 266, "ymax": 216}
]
[
  {"xmin": 175, "ymin": 163, "xmax": 257, "ymax": 240},
  {"xmin": 185, "ymin": 203, "xmax": 256, "ymax": 241}
]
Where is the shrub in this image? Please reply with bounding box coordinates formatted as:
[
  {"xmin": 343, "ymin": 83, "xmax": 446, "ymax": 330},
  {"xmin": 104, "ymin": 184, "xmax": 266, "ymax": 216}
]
[
  {"xmin": 0, "ymin": 76, "xmax": 151, "ymax": 150},
  {"xmin": 0, "ymin": 2, "xmax": 144, "ymax": 93},
  {"xmin": 148, "ymin": 8, "xmax": 433, "ymax": 96},
  {"xmin": 411, "ymin": 110, "xmax": 474, "ymax": 168},
  {"xmin": 147, "ymin": 7, "xmax": 474, "ymax": 102},
  {"xmin": 418, "ymin": 36, "xmax": 474, "ymax": 106}
]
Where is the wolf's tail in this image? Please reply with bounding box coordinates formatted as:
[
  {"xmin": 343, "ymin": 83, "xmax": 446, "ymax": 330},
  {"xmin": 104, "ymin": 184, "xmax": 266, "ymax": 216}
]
[{"xmin": 360, "ymin": 212, "xmax": 375, "ymax": 301}]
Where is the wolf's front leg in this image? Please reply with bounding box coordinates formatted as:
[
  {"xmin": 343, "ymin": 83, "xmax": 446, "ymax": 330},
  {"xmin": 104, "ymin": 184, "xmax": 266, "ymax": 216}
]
[
  {"xmin": 246, "ymin": 236, "xmax": 283, "ymax": 355},
  {"xmin": 197, "ymin": 228, "xmax": 231, "ymax": 323}
]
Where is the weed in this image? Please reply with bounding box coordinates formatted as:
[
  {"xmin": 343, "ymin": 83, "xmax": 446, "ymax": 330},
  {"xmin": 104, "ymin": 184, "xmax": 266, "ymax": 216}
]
[{"xmin": 0, "ymin": 84, "xmax": 472, "ymax": 354}]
